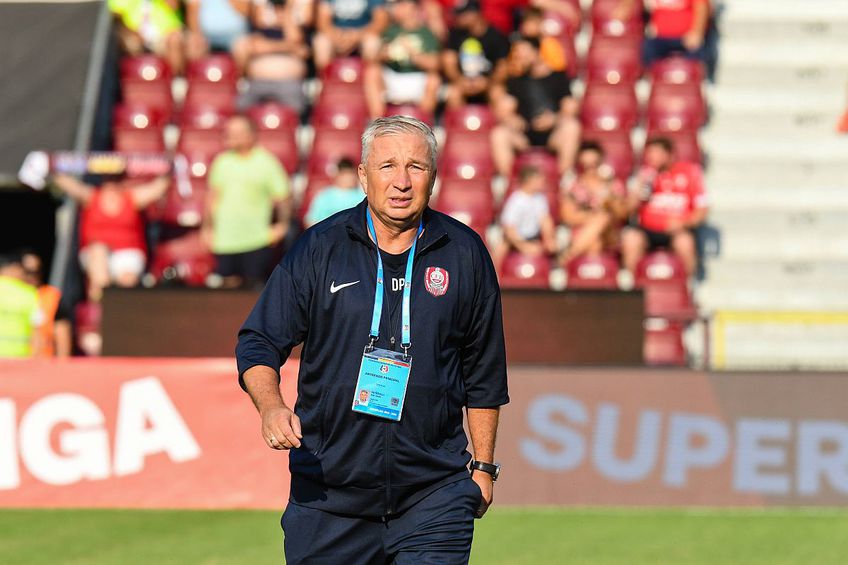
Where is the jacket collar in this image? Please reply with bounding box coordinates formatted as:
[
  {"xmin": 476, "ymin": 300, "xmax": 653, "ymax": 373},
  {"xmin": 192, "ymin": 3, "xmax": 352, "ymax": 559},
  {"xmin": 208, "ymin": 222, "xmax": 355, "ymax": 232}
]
[{"xmin": 344, "ymin": 199, "xmax": 449, "ymax": 253}]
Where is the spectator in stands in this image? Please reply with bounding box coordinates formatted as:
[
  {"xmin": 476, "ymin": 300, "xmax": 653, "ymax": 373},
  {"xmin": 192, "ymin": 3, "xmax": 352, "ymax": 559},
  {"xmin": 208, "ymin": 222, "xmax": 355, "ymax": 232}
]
[
  {"xmin": 622, "ymin": 0, "xmax": 710, "ymax": 68},
  {"xmin": 304, "ymin": 158, "xmax": 363, "ymax": 227},
  {"xmin": 20, "ymin": 250, "xmax": 73, "ymax": 358},
  {"xmin": 518, "ymin": 6, "xmax": 572, "ymax": 75},
  {"xmin": 621, "ymin": 137, "xmax": 708, "ymax": 276},
  {"xmin": 204, "ymin": 115, "xmax": 292, "ymax": 289},
  {"xmin": 490, "ymin": 36, "xmax": 581, "ymax": 176},
  {"xmin": 233, "ymin": 0, "xmax": 310, "ymax": 113},
  {"xmin": 185, "ymin": 0, "xmax": 250, "ymax": 61},
  {"xmin": 53, "ymin": 173, "xmax": 169, "ymax": 301},
  {"xmin": 363, "ymin": 0, "xmax": 441, "ymax": 119},
  {"xmin": 493, "ymin": 164, "xmax": 558, "ymax": 269},
  {"xmin": 109, "ymin": 0, "xmax": 187, "ymax": 74},
  {"xmin": 0, "ymin": 252, "xmax": 41, "ymax": 359},
  {"xmin": 560, "ymin": 142, "xmax": 629, "ymax": 263},
  {"xmin": 442, "ymin": 0, "xmax": 510, "ymax": 109},
  {"xmin": 312, "ymin": 0, "xmax": 387, "ymax": 71}
]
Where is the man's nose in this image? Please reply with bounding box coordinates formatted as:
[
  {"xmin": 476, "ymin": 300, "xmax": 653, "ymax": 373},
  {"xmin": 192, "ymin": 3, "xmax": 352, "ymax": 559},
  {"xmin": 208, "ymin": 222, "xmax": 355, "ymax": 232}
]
[{"xmin": 392, "ymin": 167, "xmax": 412, "ymax": 190}]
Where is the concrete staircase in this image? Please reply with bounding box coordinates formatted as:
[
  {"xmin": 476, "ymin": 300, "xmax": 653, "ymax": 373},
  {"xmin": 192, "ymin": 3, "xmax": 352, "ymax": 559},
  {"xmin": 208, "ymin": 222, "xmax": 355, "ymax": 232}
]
[{"xmin": 693, "ymin": 0, "xmax": 848, "ymax": 369}]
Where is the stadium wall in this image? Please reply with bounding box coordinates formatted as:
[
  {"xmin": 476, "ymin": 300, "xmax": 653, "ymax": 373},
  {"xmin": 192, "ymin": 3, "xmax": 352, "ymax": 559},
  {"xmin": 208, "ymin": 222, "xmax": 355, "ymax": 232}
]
[
  {"xmin": 100, "ymin": 288, "xmax": 645, "ymax": 365},
  {"xmin": 3, "ymin": 359, "xmax": 848, "ymax": 509}
]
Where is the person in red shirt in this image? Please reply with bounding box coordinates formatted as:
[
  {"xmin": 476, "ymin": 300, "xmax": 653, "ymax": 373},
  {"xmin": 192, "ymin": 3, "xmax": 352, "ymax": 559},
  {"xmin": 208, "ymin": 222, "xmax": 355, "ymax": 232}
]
[
  {"xmin": 54, "ymin": 173, "xmax": 169, "ymax": 301},
  {"xmin": 621, "ymin": 137, "xmax": 708, "ymax": 275},
  {"xmin": 617, "ymin": 0, "xmax": 709, "ymax": 68}
]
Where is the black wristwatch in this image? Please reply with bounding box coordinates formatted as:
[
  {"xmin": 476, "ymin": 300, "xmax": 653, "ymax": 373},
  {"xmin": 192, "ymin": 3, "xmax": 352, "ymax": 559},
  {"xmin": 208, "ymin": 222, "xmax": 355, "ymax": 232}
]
[{"xmin": 470, "ymin": 460, "xmax": 500, "ymax": 482}]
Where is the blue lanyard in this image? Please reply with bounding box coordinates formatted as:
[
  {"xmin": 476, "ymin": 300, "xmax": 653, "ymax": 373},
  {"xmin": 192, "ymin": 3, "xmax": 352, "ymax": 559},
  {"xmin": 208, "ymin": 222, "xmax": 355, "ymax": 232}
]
[{"xmin": 366, "ymin": 208, "xmax": 423, "ymax": 357}]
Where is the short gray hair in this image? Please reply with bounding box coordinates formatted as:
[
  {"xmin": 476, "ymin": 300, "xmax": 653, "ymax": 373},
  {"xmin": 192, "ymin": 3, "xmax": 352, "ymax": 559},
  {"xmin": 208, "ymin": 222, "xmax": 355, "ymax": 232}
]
[{"xmin": 360, "ymin": 116, "xmax": 438, "ymax": 174}]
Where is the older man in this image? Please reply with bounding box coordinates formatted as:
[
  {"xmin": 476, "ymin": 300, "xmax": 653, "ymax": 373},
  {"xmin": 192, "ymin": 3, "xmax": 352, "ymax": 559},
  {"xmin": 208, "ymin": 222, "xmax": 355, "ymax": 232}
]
[{"xmin": 236, "ymin": 116, "xmax": 508, "ymax": 563}]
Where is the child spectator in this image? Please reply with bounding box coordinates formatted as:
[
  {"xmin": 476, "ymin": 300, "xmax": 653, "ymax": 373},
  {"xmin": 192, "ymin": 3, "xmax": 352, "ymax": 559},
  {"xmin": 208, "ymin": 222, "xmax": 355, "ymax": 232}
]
[
  {"xmin": 363, "ymin": 0, "xmax": 441, "ymax": 119},
  {"xmin": 490, "ymin": 36, "xmax": 581, "ymax": 176},
  {"xmin": 560, "ymin": 142, "xmax": 629, "ymax": 263},
  {"xmin": 442, "ymin": 0, "xmax": 510, "ymax": 109},
  {"xmin": 234, "ymin": 0, "xmax": 310, "ymax": 113},
  {"xmin": 312, "ymin": 0, "xmax": 387, "ymax": 71},
  {"xmin": 304, "ymin": 158, "xmax": 363, "ymax": 227},
  {"xmin": 204, "ymin": 115, "xmax": 293, "ymax": 288},
  {"xmin": 621, "ymin": 137, "xmax": 708, "ymax": 276},
  {"xmin": 53, "ymin": 173, "xmax": 170, "ymax": 301},
  {"xmin": 518, "ymin": 6, "xmax": 569, "ymax": 74},
  {"xmin": 494, "ymin": 164, "xmax": 558, "ymax": 269}
]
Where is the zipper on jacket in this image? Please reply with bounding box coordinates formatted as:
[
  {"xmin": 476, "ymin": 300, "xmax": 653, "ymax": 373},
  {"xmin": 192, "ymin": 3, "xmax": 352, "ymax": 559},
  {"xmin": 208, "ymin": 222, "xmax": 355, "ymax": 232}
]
[{"xmin": 389, "ymin": 336, "xmax": 396, "ymax": 351}]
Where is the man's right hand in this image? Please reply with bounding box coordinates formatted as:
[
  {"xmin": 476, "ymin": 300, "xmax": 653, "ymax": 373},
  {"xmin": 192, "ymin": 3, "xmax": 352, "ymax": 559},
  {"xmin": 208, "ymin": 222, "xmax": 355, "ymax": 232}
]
[{"xmin": 261, "ymin": 405, "xmax": 303, "ymax": 450}]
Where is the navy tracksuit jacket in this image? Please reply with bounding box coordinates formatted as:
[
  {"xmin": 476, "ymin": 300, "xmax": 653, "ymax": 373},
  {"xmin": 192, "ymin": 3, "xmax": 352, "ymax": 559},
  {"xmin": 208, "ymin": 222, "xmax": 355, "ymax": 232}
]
[{"xmin": 236, "ymin": 200, "xmax": 509, "ymax": 518}]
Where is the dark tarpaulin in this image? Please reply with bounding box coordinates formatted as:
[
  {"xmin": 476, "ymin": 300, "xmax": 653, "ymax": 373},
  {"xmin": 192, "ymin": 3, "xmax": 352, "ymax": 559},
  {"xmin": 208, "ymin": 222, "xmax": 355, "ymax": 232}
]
[{"xmin": 0, "ymin": 1, "xmax": 101, "ymax": 183}]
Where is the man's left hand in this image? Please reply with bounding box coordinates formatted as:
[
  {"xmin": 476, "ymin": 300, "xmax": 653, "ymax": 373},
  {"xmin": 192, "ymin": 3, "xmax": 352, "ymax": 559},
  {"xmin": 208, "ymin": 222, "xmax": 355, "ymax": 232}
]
[{"xmin": 471, "ymin": 470, "xmax": 494, "ymax": 518}]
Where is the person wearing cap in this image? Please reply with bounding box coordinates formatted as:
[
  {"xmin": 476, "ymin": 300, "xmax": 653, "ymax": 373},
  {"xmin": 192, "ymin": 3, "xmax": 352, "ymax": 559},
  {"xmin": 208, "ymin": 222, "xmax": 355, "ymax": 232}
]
[
  {"xmin": 443, "ymin": 0, "xmax": 511, "ymax": 109},
  {"xmin": 237, "ymin": 116, "xmax": 508, "ymax": 563}
]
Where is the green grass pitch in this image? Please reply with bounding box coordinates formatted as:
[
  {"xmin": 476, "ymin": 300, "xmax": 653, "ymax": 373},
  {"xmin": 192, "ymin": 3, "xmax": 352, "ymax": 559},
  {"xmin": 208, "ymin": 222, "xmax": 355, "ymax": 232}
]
[{"xmin": 2, "ymin": 507, "xmax": 847, "ymax": 564}]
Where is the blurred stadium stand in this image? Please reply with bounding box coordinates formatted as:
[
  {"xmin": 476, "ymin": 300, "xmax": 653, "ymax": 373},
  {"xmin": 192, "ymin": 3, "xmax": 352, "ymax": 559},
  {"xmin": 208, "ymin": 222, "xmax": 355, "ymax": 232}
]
[
  {"xmin": 6, "ymin": 0, "xmax": 848, "ymax": 371},
  {"xmin": 694, "ymin": 0, "xmax": 848, "ymax": 369}
]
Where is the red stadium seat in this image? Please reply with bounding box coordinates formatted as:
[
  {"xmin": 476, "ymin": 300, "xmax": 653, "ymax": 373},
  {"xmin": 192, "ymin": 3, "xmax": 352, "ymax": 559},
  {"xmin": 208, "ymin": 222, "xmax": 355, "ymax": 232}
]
[
  {"xmin": 650, "ymin": 56, "xmax": 705, "ymax": 86},
  {"xmin": 74, "ymin": 301, "xmax": 102, "ymax": 356},
  {"xmin": 156, "ymin": 177, "xmax": 207, "ymax": 228},
  {"xmin": 246, "ymin": 103, "xmax": 300, "ymax": 174},
  {"xmin": 581, "ymin": 84, "xmax": 639, "ymax": 131},
  {"xmin": 565, "ymin": 253, "xmax": 620, "ymax": 289},
  {"xmin": 647, "ymin": 82, "xmax": 707, "ymax": 129},
  {"xmin": 541, "ymin": 3, "xmax": 581, "ymax": 36},
  {"xmin": 643, "ymin": 318, "xmax": 687, "ymax": 366},
  {"xmin": 121, "ymin": 55, "xmax": 172, "ymax": 83},
  {"xmin": 149, "ymin": 230, "xmax": 216, "ymax": 287},
  {"xmin": 443, "ymin": 105, "xmax": 496, "ymax": 134},
  {"xmin": 120, "ymin": 55, "xmax": 173, "ymax": 118},
  {"xmin": 177, "ymin": 107, "xmax": 230, "ymax": 160},
  {"xmin": 644, "ymin": 128, "xmax": 703, "ymax": 164},
  {"xmin": 586, "ymin": 35, "xmax": 642, "ymax": 85},
  {"xmin": 439, "ymin": 149, "xmax": 495, "ymax": 181},
  {"xmin": 635, "ymin": 251, "xmax": 697, "ymax": 319},
  {"xmin": 499, "ymin": 252, "xmax": 551, "ymax": 289},
  {"xmin": 434, "ymin": 178, "xmax": 494, "ymax": 235},
  {"xmin": 582, "ymin": 129, "xmax": 634, "ymax": 180},
  {"xmin": 311, "ymin": 97, "xmax": 369, "ymax": 132},
  {"xmin": 321, "ymin": 57, "xmax": 365, "ymax": 85},
  {"xmin": 307, "ymin": 128, "xmax": 362, "ymax": 177},
  {"xmin": 112, "ymin": 105, "xmax": 166, "ymax": 153},
  {"xmin": 385, "ymin": 104, "xmax": 434, "ymax": 126},
  {"xmin": 591, "ymin": 0, "xmax": 644, "ymax": 38},
  {"xmin": 184, "ymin": 55, "xmax": 238, "ymax": 113}
]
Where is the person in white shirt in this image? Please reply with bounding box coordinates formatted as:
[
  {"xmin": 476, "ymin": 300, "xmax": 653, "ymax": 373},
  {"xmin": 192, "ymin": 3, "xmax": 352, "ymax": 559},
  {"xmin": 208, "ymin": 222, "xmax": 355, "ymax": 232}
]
[{"xmin": 494, "ymin": 164, "xmax": 557, "ymax": 270}]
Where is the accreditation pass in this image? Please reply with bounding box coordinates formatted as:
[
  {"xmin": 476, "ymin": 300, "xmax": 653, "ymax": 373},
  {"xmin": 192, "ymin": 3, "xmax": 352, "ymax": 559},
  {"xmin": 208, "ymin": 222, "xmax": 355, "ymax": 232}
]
[{"xmin": 351, "ymin": 347, "xmax": 412, "ymax": 421}]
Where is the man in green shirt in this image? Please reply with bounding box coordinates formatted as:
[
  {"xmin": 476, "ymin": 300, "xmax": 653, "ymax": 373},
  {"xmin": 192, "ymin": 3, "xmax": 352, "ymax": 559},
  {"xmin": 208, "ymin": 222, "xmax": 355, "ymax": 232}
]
[
  {"xmin": 363, "ymin": 0, "xmax": 442, "ymax": 118},
  {"xmin": 0, "ymin": 252, "xmax": 41, "ymax": 358},
  {"xmin": 204, "ymin": 115, "xmax": 293, "ymax": 288}
]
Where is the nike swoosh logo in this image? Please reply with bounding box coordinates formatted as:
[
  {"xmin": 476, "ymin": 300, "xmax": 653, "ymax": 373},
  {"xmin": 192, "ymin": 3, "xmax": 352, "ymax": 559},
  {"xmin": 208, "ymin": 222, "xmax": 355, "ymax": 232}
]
[{"xmin": 330, "ymin": 280, "xmax": 360, "ymax": 293}]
